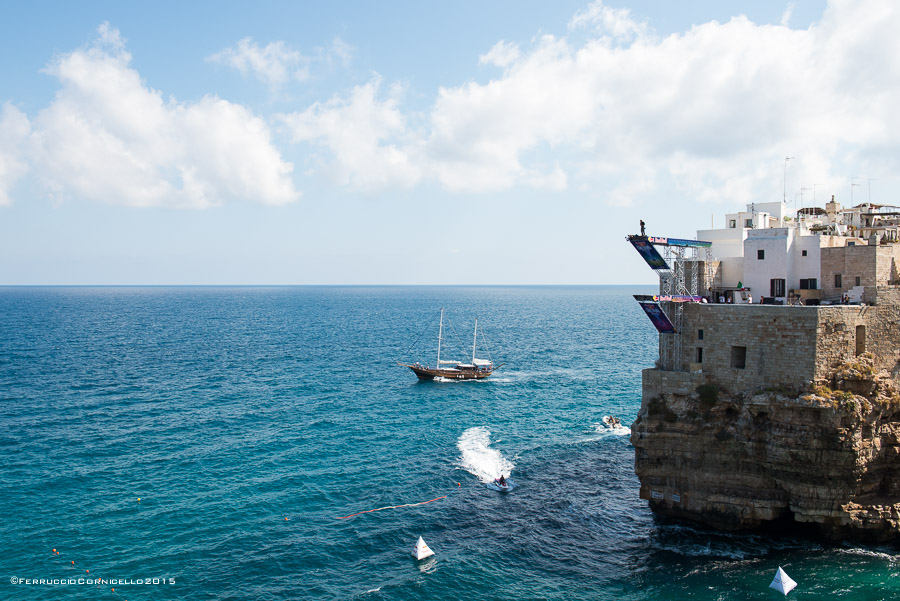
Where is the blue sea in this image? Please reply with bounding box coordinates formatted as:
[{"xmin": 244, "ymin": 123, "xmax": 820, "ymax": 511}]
[{"xmin": 1, "ymin": 286, "xmax": 897, "ymax": 600}]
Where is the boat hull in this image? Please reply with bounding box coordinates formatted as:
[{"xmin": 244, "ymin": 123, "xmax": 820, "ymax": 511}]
[{"xmin": 401, "ymin": 364, "xmax": 494, "ymax": 380}]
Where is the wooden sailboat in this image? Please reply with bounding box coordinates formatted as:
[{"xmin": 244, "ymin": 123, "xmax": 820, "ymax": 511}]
[{"xmin": 399, "ymin": 308, "xmax": 499, "ymax": 380}]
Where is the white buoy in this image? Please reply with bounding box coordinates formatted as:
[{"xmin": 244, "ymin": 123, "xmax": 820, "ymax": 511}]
[
  {"xmin": 413, "ymin": 536, "xmax": 435, "ymax": 560},
  {"xmin": 769, "ymin": 566, "xmax": 797, "ymax": 595}
]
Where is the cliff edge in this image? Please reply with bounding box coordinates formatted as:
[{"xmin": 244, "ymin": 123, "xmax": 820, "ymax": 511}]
[{"xmin": 631, "ymin": 353, "xmax": 900, "ymax": 543}]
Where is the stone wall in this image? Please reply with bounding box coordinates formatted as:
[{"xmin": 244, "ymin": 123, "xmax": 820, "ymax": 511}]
[
  {"xmin": 821, "ymin": 244, "xmax": 900, "ymax": 303},
  {"xmin": 814, "ymin": 305, "xmax": 900, "ymax": 381},
  {"xmin": 659, "ymin": 304, "xmax": 819, "ymax": 393},
  {"xmin": 641, "ymin": 368, "xmax": 705, "ymax": 401},
  {"xmin": 680, "ymin": 259, "xmax": 720, "ymax": 297},
  {"xmin": 658, "ymin": 303, "xmax": 900, "ymax": 392},
  {"xmin": 876, "ymin": 287, "xmax": 900, "ymax": 307},
  {"xmin": 875, "ymin": 245, "xmax": 900, "ymax": 285}
]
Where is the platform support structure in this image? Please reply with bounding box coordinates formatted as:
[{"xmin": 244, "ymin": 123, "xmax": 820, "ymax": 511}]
[{"xmin": 657, "ymin": 245, "xmax": 710, "ymax": 371}]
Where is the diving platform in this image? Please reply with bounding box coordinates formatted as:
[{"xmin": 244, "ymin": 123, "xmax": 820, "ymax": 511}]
[{"xmin": 627, "ymin": 233, "xmax": 713, "ymax": 366}]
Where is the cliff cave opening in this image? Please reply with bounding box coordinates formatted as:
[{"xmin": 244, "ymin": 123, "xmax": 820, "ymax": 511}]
[{"xmin": 759, "ymin": 510, "xmax": 821, "ymax": 540}]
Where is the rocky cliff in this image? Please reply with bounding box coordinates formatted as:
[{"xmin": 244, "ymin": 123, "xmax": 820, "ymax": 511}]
[{"xmin": 631, "ymin": 353, "xmax": 900, "ymax": 543}]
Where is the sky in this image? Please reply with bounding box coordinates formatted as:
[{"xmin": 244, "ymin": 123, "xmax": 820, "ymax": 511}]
[{"xmin": 1, "ymin": 0, "xmax": 898, "ymax": 285}]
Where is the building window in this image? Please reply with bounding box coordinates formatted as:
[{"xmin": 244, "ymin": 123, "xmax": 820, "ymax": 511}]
[
  {"xmin": 855, "ymin": 276, "xmax": 861, "ymax": 287},
  {"xmin": 835, "ymin": 274, "xmax": 842, "ymax": 288},
  {"xmin": 698, "ymin": 329, "xmax": 704, "ymax": 340},
  {"xmin": 729, "ymin": 219, "xmax": 736, "ymax": 228},
  {"xmin": 757, "ymin": 249, "xmax": 765, "ymax": 260},
  {"xmin": 770, "ymin": 278, "xmax": 786, "ymax": 297},
  {"xmin": 802, "ymin": 250, "xmax": 808, "ymax": 257},
  {"xmin": 745, "ymin": 218, "xmax": 753, "ymax": 228},
  {"xmin": 696, "ymin": 347, "xmax": 704, "ymax": 363},
  {"xmin": 799, "ymin": 278, "xmax": 818, "ymax": 290},
  {"xmin": 848, "ymin": 242, "xmax": 856, "ymax": 247},
  {"xmin": 731, "ymin": 346, "xmax": 747, "ymax": 369}
]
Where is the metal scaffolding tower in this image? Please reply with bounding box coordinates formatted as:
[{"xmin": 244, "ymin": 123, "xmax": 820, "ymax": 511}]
[
  {"xmin": 657, "ymin": 243, "xmax": 710, "ymax": 370},
  {"xmin": 627, "ymin": 234, "xmax": 713, "ymax": 370}
]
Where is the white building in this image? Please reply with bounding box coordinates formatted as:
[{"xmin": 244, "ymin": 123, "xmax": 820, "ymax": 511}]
[{"xmin": 698, "ymin": 200, "xmax": 871, "ymax": 304}]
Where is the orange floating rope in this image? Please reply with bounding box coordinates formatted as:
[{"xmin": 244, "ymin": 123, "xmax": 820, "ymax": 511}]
[{"xmin": 336, "ymin": 483, "xmax": 460, "ymax": 520}]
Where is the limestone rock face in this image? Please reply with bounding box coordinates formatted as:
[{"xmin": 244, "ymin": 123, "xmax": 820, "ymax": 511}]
[{"xmin": 631, "ymin": 355, "xmax": 900, "ymax": 543}]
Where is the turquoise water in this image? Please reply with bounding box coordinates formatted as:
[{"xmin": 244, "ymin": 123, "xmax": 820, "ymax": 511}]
[{"xmin": 1, "ymin": 286, "xmax": 897, "ymax": 600}]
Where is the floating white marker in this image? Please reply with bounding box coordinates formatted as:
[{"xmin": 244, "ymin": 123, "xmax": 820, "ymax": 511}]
[
  {"xmin": 413, "ymin": 536, "xmax": 435, "ymax": 560},
  {"xmin": 769, "ymin": 566, "xmax": 797, "ymax": 595}
]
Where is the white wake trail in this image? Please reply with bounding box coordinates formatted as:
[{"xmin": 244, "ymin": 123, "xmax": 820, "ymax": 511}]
[{"xmin": 457, "ymin": 426, "xmax": 515, "ymax": 483}]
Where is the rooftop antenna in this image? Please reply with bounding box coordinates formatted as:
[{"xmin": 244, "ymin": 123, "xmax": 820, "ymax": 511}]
[
  {"xmin": 800, "ymin": 187, "xmax": 810, "ymax": 211},
  {"xmin": 813, "ymin": 183, "xmax": 824, "ymax": 205},
  {"xmin": 783, "ymin": 156, "xmax": 795, "ymax": 203},
  {"xmin": 851, "ymin": 177, "xmax": 860, "ymax": 205}
]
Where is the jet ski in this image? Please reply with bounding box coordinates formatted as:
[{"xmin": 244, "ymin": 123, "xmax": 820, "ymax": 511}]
[{"xmin": 487, "ymin": 477, "xmax": 516, "ymax": 492}]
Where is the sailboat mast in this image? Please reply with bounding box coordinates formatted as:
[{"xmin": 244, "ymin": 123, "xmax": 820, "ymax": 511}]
[
  {"xmin": 472, "ymin": 318, "xmax": 478, "ymax": 363},
  {"xmin": 437, "ymin": 308, "xmax": 444, "ymax": 367}
]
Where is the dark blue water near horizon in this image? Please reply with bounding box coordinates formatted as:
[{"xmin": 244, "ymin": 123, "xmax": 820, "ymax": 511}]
[{"xmin": 1, "ymin": 286, "xmax": 897, "ymax": 600}]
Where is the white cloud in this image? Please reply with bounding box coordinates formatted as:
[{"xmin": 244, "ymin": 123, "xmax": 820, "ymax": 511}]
[
  {"xmin": 525, "ymin": 164, "xmax": 568, "ymax": 191},
  {"xmin": 427, "ymin": 34, "xmax": 596, "ymax": 192},
  {"xmin": 279, "ymin": 78, "xmax": 421, "ymax": 192},
  {"xmin": 97, "ymin": 21, "xmax": 125, "ymax": 51},
  {"xmin": 24, "ymin": 23, "xmax": 298, "ymax": 208},
  {"xmin": 178, "ymin": 97, "xmax": 299, "ymax": 207},
  {"xmin": 0, "ymin": 103, "xmax": 31, "ymax": 206},
  {"xmin": 328, "ymin": 37, "xmax": 354, "ymax": 68},
  {"xmin": 479, "ymin": 41, "xmax": 520, "ymax": 68},
  {"xmin": 780, "ymin": 2, "xmax": 796, "ymax": 27},
  {"xmin": 285, "ymin": 0, "xmax": 900, "ymax": 205},
  {"xmin": 208, "ymin": 36, "xmax": 354, "ymax": 89},
  {"xmin": 5, "ymin": 3, "xmax": 899, "ymax": 214},
  {"xmin": 607, "ymin": 167, "xmax": 656, "ymax": 207},
  {"xmin": 208, "ymin": 37, "xmax": 309, "ymax": 87},
  {"xmin": 568, "ymin": 0, "xmax": 648, "ymax": 43}
]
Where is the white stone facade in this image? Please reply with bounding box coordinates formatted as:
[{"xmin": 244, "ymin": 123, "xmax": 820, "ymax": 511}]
[{"xmin": 696, "ymin": 200, "xmax": 884, "ymax": 303}]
